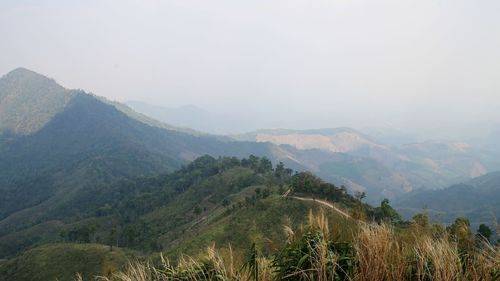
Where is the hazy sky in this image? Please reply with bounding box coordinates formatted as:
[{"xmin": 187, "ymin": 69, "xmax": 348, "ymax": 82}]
[{"xmin": 1, "ymin": 0, "xmax": 499, "ymax": 137}]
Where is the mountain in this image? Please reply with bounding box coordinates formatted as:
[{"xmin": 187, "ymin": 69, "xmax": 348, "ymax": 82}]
[
  {"xmin": 394, "ymin": 171, "xmax": 500, "ymax": 227},
  {"xmin": 125, "ymin": 100, "xmax": 500, "ymax": 203},
  {"xmin": 0, "ymin": 155, "xmax": 364, "ymax": 280},
  {"xmin": 125, "ymin": 101, "xmax": 250, "ymax": 135},
  {"xmin": 236, "ymin": 128, "xmax": 500, "ymax": 203},
  {"xmin": 484, "ymin": 125, "xmax": 500, "ymax": 152},
  {"xmin": 0, "ymin": 68, "xmax": 302, "ymax": 257},
  {"xmin": 0, "ymin": 68, "xmax": 76, "ymax": 137},
  {"xmin": 0, "ymin": 68, "xmax": 497, "ymax": 280}
]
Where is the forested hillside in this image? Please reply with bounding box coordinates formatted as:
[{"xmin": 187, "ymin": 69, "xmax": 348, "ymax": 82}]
[
  {"xmin": 235, "ymin": 128, "xmax": 500, "ymax": 203},
  {"xmin": 0, "ymin": 69, "xmax": 298, "ymax": 258},
  {"xmin": 394, "ymin": 172, "xmax": 500, "ymax": 228},
  {"xmin": 0, "ymin": 155, "xmax": 376, "ymax": 280},
  {"xmin": 1, "ymin": 68, "xmax": 498, "ymax": 281}
]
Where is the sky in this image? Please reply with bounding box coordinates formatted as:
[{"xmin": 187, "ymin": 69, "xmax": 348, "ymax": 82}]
[{"xmin": 1, "ymin": 0, "xmax": 499, "ymax": 137}]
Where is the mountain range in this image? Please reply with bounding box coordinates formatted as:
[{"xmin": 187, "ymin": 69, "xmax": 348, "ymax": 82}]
[
  {"xmin": 128, "ymin": 94, "xmax": 500, "ymax": 203},
  {"xmin": 235, "ymin": 128, "xmax": 500, "ymax": 201},
  {"xmin": 0, "ymin": 67, "xmax": 498, "ymax": 280},
  {"xmin": 394, "ymin": 171, "xmax": 500, "ymax": 227},
  {"xmin": 0, "ymin": 68, "xmax": 298, "ymax": 256},
  {"xmin": 1, "ymin": 68, "xmax": 499, "ymax": 213}
]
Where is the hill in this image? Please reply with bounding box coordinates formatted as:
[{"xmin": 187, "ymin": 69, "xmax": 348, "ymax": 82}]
[
  {"xmin": 0, "ymin": 68, "xmax": 301, "ymax": 257},
  {"xmin": 236, "ymin": 128, "xmax": 500, "ymax": 203},
  {"xmin": 125, "ymin": 101, "xmax": 243, "ymax": 135},
  {"xmin": 394, "ymin": 171, "xmax": 500, "ymax": 227},
  {"xmin": 0, "ymin": 68, "xmax": 76, "ymax": 137},
  {"xmin": 0, "ymin": 155, "xmax": 370, "ymax": 280},
  {"xmin": 0, "ymin": 243, "xmax": 131, "ymax": 281},
  {"xmin": 132, "ymin": 101, "xmax": 500, "ymax": 204}
]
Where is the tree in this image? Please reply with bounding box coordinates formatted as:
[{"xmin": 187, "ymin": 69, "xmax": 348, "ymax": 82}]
[
  {"xmin": 274, "ymin": 162, "xmax": 291, "ymax": 186},
  {"xmin": 377, "ymin": 199, "xmax": 402, "ymax": 224},
  {"xmin": 245, "ymin": 155, "xmax": 260, "ymax": 170},
  {"xmin": 194, "ymin": 205, "xmax": 202, "ymax": 215},
  {"xmin": 448, "ymin": 217, "xmax": 473, "ymax": 250},
  {"xmin": 340, "ymin": 185, "xmax": 347, "ymax": 194},
  {"xmin": 108, "ymin": 227, "xmax": 117, "ymax": 251},
  {"xmin": 476, "ymin": 224, "xmax": 492, "ymax": 242},
  {"xmin": 59, "ymin": 230, "xmax": 68, "ymax": 242},
  {"xmin": 258, "ymin": 157, "xmax": 273, "ymax": 173},
  {"xmin": 412, "ymin": 213, "xmax": 429, "ymax": 229},
  {"xmin": 262, "ymin": 188, "xmax": 271, "ymax": 199},
  {"xmin": 255, "ymin": 187, "xmax": 262, "ymax": 198},
  {"xmin": 354, "ymin": 191, "xmax": 366, "ymax": 202},
  {"xmin": 124, "ymin": 225, "xmax": 139, "ymax": 247}
]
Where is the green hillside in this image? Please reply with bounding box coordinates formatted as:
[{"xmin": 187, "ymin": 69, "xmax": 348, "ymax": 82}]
[
  {"xmin": 0, "ymin": 243, "xmax": 131, "ymax": 281},
  {"xmin": 232, "ymin": 127, "xmax": 500, "ymax": 204},
  {"xmin": 0, "ymin": 68, "xmax": 75, "ymax": 136},
  {"xmin": 394, "ymin": 172, "xmax": 500, "ymax": 227},
  {"xmin": 0, "ymin": 68, "xmax": 296, "ymax": 258},
  {"xmin": 0, "ymin": 155, "xmax": 370, "ymax": 280},
  {"xmin": 1, "ymin": 68, "xmax": 497, "ymax": 280}
]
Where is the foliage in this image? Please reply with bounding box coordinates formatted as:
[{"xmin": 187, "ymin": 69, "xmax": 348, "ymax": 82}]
[
  {"xmin": 291, "ymin": 172, "xmax": 359, "ymax": 208},
  {"xmin": 70, "ymin": 212, "xmax": 499, "ymax": 281},
  {"xmin": 0, "ymin": 243, "xmax": 131, "ymax": 281}
]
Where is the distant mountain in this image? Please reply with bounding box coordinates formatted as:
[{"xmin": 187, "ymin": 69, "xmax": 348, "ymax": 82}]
[
  {"xmin": 1, "ymin": 67, "xmax": 498, "ymax": 259},
  {"xmin": 0, "ymin": 68, "xmax": 299, "ymax": 256},
  {"xmin": 0, "ymin": 68, "xmax": 76, "ymax": 136},
  {"xmin": 0, "ymin": 68, "xmax": 497, "ymax": 280},
  {"xmin": 237, "ymin": 128, "xmax": 500, "ymax": 202},
  {"xmin": 485, "ymin": 126, "xmax": 500, "ymax": 152},
  {"xmin": 125, "ymin": 101, "xmax": 250, "ymax": 134},
  {"xmin": 126, "ymin": 101, "xmax": 500, "ymax": 202},
  {"xmin": 394, "ymin": 171, "xmax": 500, "ymax": 226},
  {"xmin": 361, "ymin": 126, "xmax": 421, "ymax": 146}
]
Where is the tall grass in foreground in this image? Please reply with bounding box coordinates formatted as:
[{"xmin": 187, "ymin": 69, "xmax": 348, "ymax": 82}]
[{"xmin": 91, "ymin": 211, "xmax": 499, "ymax": 281}]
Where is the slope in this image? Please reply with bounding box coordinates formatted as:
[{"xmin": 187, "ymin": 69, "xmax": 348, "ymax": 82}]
[
  {"xmin": 0, "ymin": 155, "xmax": 362, "ymax": 259},
  {"xmin": 394, "ymin": 171, "xmax": 500, "ymax": 226},
  {"xmin": 0, "ymin": 68, "xmax": 300, "ymax": 257},
  {"xmin": 0, "ymin": 243, "xmax": 131, "ymax": 281},
  {"xmin": 236, "ymin": 128, "xmax": 500, "ymax": 203}
]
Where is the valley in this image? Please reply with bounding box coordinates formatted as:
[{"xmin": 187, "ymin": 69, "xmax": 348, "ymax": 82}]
[{"xmin": 0, "ymin": 68, "xmax": 498, "ymax": 280}]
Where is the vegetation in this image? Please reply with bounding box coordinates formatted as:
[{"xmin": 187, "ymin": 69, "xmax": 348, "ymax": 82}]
[
  {"xmin": 0, "ymin": 243, "xmax": 131, "ymax": 281},
  {"xmin": 1, "ymin": 70, "xmax": 498, "ymax": 280},
  {"xmin": 1, "ymin": 154, "xmax": 497, "ymax": 280},
  {"xmin": 0, "ymin": 69, "xmax": 284, "ymax": 258},
  {"xmin": 76, "ymin": 211, "xmax": 499, "ymax": 281},
  {"xmin": 0, "ymin": 155, "xmax": 364, "ymax": 280},
  {"xmin": 0, "ymin": 68, "xmax": 75, "ymax": 135},
  {"xmin": 394, "ymin": 172, "xmax": 500, "ymax": 231}
]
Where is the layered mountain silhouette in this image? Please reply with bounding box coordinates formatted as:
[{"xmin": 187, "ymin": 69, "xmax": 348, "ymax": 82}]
[
  {"xmin": 236, "ymin": 128, "xmax": 500, "ymax": 201},
  {"xmin": 1, "ymin": 68, "xmax": 498, "ymax": 247},
  {"xmin": 0, "ymin": 68, "xmax": 294, "ymax": 237},
  {"xmin": 394, "ymin": 171, "xmax": 500, "ymax": 227}
]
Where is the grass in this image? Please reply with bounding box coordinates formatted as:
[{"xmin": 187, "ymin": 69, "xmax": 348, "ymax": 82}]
[
  {"xmin": 78, "ymin": 211, "xmax": 499, "ymax": 281},
  {"xmin": 0, "ymin": 243, "xmax": 132, "ymax": 281},
  {"xmin": 162, "ymin": 194, "xmax": 354, "ymax": 260}
]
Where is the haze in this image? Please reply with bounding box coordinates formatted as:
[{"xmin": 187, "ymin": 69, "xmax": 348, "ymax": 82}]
[{"xmin": 1, "ymin": 0, "xmax": 499, "ymax": 137}]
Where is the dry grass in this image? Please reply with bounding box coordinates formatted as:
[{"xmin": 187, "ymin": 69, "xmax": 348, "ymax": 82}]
[
  {"xmin": 353, "ymin": 223, "xmax": 393, "ymax": 281},
  {"xmin": 82, "ymin": 211, "xmax": 498, "ymax": 281},
  {"xmin": 414, "ymin": 237, "xmax": 462, "ymax": 281}
]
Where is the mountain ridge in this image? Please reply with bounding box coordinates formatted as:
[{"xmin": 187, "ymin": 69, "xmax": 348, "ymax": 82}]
[
  {"xmin": 394, "ymin": 171, "xmax": 500, "ymax": 226},
  {"xmin": 0, "ymin": 68, "xmax": 76, "ymax": 136},
  {"xmin": 0, "ymin": 68, "xmax": 302, "ymax": 255}
]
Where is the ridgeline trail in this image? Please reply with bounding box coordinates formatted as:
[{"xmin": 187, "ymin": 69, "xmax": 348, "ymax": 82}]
[{"xmin": 282, "ymin": 189, "xmax": 351, "ymax": 219}]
